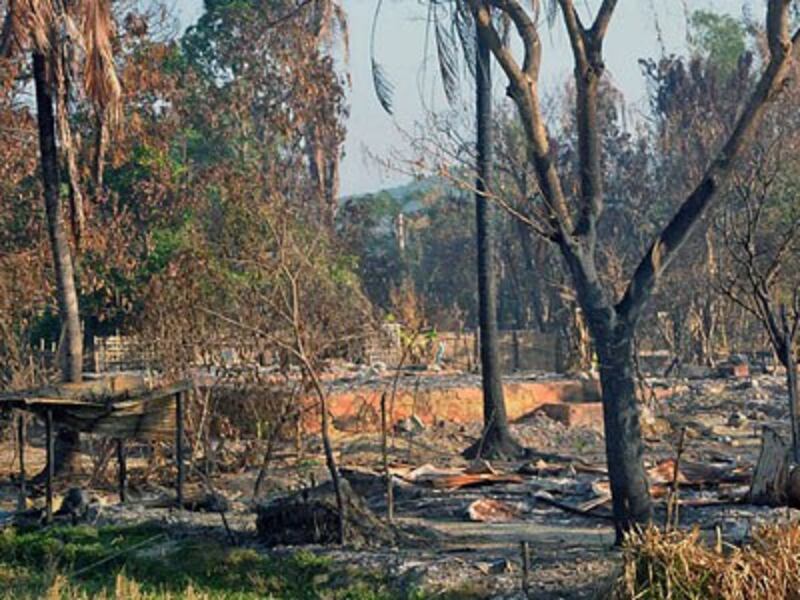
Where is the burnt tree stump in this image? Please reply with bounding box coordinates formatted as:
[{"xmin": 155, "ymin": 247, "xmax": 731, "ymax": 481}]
[{"xmin": 256, "ymin": 479, "xmax": 395, "ymax": 547}]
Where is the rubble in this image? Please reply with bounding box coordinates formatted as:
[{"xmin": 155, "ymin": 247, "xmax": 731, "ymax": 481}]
[
  {"xmin": 530, "ymin": 402, "xmax": 604, "ymax": 428},
  {"xmin": 2, "ymin": 370, "xmax": 799, "ymax": 598},
  {"xmin": 395, "ymin": 415, "xmax": 426, "ymax": 435},
  {"xmin": 727, "ymin": 411, "xmax": 749, "ymax": 428},
  {"xmin": 466, "ymin": 498, "xmax": 522, "ymax": 523}
]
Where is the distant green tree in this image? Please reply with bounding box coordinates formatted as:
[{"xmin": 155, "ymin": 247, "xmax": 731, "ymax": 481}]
[{"xmin": 689, "ymin": 10, "xmax": 748, "ymax": 78}]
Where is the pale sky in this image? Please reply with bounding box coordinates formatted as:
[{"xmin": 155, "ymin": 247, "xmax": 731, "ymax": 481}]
[{"xmin": 174, "ymin": 0, "xmax": 758, "ymax": 197}]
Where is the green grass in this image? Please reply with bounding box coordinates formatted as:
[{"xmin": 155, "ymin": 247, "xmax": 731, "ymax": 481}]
[{"xmin": 0, "ymin": 524, "xmax": 426, "ymax": 599}]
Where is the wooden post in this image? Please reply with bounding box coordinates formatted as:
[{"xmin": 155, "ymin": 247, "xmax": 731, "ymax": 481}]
[
  {"xmin": 116, "ymin": 439, "xmax": 127, "ymax": 503},
  {"xmin": 175, "ymin": 391, "xmax": 184, "ymax": 509},
  {"xmin": 45, "ymin": 409, "xmax": 54, "ymax": 524},
  {"xmin": 473, "ymin": 327, "xmax": 480, "ymax": 371},
  {"xmin": 17, "ymin": 413, "xmax": 26, "ymax": 511},
  {"xmin": 520, "ymin": 541, "xmax": 531, "ymax": 598},
  {"xmin": 380, "ymin": 393, "xmax": 393, "ymax": 522},
  {"xmin": 93, "ymin": 335, "xmax": 101, "ymax": 374},
  {"xmin": 512, "ymin": 330, "xmax": 521, "ymax": 372}
]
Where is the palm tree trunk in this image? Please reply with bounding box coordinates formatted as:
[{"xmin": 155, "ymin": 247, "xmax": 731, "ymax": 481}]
[
  {"xmin": 465, "ymin": 15, "xmax": 523, "ymax": 460},
  {"xmin": 33, "ymin": 52, "xmax": 83, "ymax": 473}
]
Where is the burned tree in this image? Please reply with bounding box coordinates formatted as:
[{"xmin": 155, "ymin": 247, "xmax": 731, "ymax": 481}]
[
  {"xmin": 463, "ymin": 0, "xmax": 800, "ymax": 539},
  {"xmin": 466, "ymin": 6, "xmax": 524, "ymax": 460},
  {"xmin": 2, "ymin": 0, "xmax": 121, "ymax": 474},
  {"xmin": 31, "ymin": 51, "xmax": 83, "ymax": 472},
  {"xmin": 716, "ymin": 131, "xmax": 800, "ymax": 460}
]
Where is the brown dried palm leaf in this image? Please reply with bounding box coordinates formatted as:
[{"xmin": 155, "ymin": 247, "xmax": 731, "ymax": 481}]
[
  {"xmin": 79, "ymin": 0, "xmax": 120, "ymax": 122},
  {"xmin": 1, "ymin": 0, "xmax": 55, "ymax": 56}
]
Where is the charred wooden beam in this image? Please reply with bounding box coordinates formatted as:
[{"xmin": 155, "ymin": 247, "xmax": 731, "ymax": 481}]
[
  {"xmin": 17, "ymin": 413, "xmax": 26, "ymax": 511},
  {"xmin": 117, "ymin": 438, "xmax": 127, "ymax": 503},
  {"xmin": 175, "ymin": 391, "xmax": 184, "ymax": 509}
]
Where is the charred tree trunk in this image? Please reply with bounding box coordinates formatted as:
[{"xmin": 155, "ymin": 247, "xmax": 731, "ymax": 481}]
[
  {"xmin": 593, "ymin": 320, "xmax": 652, "ymax": 541},
  {"xmin": 33, "ymin": 52, "xmax": 83, "ymax": 475},
  {"xmin": 465, "ymin": 14, "xmax": 524, "ymax": 461},
  {"xmin": 566, "ymin": 246, "xmax": 653, "ymax": 541}
]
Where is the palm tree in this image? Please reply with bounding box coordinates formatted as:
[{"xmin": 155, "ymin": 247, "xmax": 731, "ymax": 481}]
[
  {"xmin": 464, "ymin": 10, "xmax": 524, "ymax": 459},
  {"xmin": 2, "ymin": 0, "xmax": 120, "ymax": 473},
  {"xmin": 372, "ymin": 0, "xmax": 525, "ymax": 459}
]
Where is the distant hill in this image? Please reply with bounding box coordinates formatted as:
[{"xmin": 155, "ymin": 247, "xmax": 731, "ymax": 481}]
[{"xmin": 340, "ymin": 176, "xmax": 461, "ymax": 214}]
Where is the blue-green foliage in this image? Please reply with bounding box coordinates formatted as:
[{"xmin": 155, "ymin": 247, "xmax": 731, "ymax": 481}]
[
  {"xmin": 338, "ymin": 180, "xmax": 478, "ymax": 325},
  {"xmin": 689, "ymin": 10, "xmax": 748, "ymax": 78}
]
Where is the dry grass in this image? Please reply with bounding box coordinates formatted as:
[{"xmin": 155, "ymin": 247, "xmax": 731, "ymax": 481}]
[
  {"xmin": 611, "ymin": 523, "xmax": 800, "ymax": 599},
  {"xmin": 38, "ymin": 573, "xmax": 209, "ymax": 600}
]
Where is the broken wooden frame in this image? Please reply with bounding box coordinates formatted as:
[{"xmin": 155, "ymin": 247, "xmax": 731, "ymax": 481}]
[{"xmin": 0, "ymin": 377, "xmax": 192, "ymax": 522}]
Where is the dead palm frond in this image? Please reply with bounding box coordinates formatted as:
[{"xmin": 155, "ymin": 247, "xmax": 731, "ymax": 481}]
[
  {"xmin": 1, "ymin": 0, "xmax": 120, "ymax": 244},
  {"xmin": 452, "ymin": 0, "xmax": 475, "ymax": 78},
  {"xmin": 434, "ymin": 11, "xmax": 460, "ymax": 104},
  {"xmin": 371, "ymin": 57, "xmax": 394, "ymax": 115},
  {"xmin": 1, "ymin": 0, "xmax": 120, "ymax": 121},
  {"xmin": 370, "ymin": 0, "xmax": 394, "ymax": 114},
  {"xmin": 1, "ymin": 0, "xmax": 54, "ymax": 56},
  {"xmin": 80, "ymin": 0, "xmax": 121, "ymax": 122},
  {"xmin": 369, "ymin": 0, "xmax": 560, "ymax": 115}
]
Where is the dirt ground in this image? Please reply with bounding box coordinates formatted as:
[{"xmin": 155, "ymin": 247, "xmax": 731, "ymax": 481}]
[{"xmin": 0, "ymin": 371, "xmax": 798, "ymax": 599}]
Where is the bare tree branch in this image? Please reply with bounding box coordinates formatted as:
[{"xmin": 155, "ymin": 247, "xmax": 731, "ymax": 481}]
[{"xmin": 617, "ymin": 0, "xmax": 800, "ymax": 323}]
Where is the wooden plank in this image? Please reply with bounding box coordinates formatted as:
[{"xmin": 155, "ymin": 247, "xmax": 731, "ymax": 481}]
[
  {"xmin": 18, "ymin": 397, "xmax": 106, "ymax": 407},
  {"xmin": 57, "ymin": 395, "xmax": 176, "ymax": 438},
  {"xmin": 1, "ymin": 380, "xmax": 190, "ymax": 441},
  {"xmin": 0, "ymin": 377, "xmax": 191, "ymax": 405},
  {"xmin": 45, "ymin": 410, "xmax": 53, "ymax": 524},
  {"xmin": 0, "ymin": 375, "xmax": 144, "ymax": 402}
]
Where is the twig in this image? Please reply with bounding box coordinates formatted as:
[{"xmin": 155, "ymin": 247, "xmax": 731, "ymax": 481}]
[
  {"xmin": 380, "ymin": 392, "xmax": 394, "ymax": 522},
  {"xmin": 71, "ymin": 533, "xmax": 166, "ymax": 577},
  {"xmin": 188, "ymin": 463, "xmax": 237, "ymax": 546},
  {"xmin": 533, "ymin": 494, "xmax": 614, "ymax": 521},
  {"xmin": 254, "ymin": 382, "xmax": 300, "ymax": 497},
  {"xmin": 665, "ymin": 427, "xmax": 687, "ymax": 532},
  {"xmin": 386, "ymin": 329, "xmax": 420, "ymax": 452}
]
